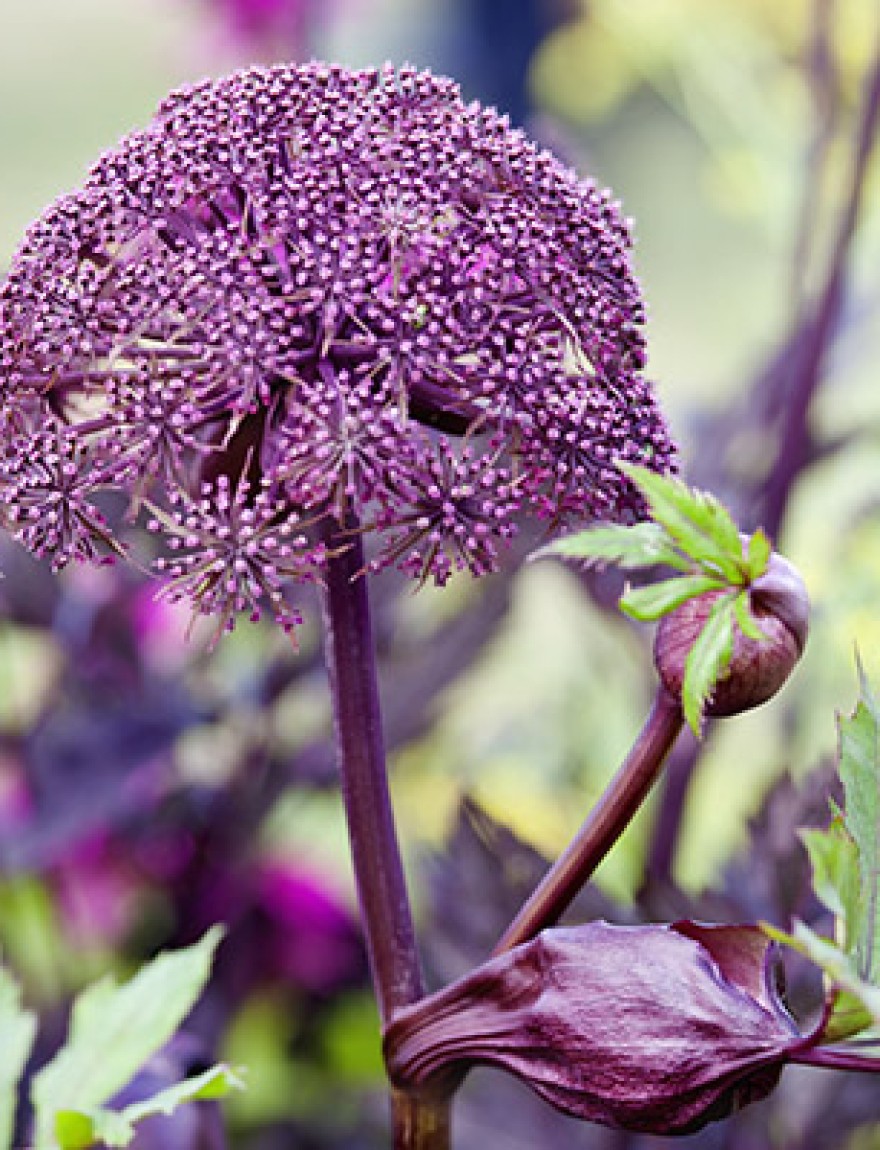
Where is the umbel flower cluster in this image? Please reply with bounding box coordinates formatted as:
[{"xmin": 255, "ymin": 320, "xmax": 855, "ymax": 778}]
[{"xmin": 0, "ymin": 63, "xmax": 674, "ymax": 634}]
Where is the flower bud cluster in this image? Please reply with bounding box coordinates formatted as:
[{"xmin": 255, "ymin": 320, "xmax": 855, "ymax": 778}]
[{"xmin": 0, "ymin": 63, "xmax": 674, "ymax": 631}]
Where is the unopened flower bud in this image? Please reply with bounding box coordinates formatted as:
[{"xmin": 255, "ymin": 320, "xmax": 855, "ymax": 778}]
[
  {"xmin": 384, "ymin": 921, "xmax": 802, "ymax": 1135},
  {"xmin": 654, "ymin": 551, "xmax": 809, "ymax": 717}
]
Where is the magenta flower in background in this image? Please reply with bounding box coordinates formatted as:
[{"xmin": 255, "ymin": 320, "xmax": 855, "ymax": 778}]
[
  {"xmin": 253, "ymin": 860, "xmax": 366, "ymax": 994},
  {"xmin": 50, "ymin": 832, "xmax": 143, "ymax": 948},
  {"xmin": 0, "ymin": 62, "xmax": 674, "ymax": 637},
  {"xmin": 202, "ymin": 0, "xmax": 323, "ymax": 61}
]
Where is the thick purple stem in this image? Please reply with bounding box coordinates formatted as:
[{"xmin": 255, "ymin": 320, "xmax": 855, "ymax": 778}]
[
  {"xmin": 318, "ymin": 518, "xmax": 451, "ymax": 1148},
  {"xmin": 644, "ymin": 730, "xmax": 701, "ymax": 884},
  {"xmin": 318, "ymin": 520, "xmax": 423, "ymax": 1020},
  {"xmin": 494, "ymin": 688, "xmax": 683, "ymax": 955}
]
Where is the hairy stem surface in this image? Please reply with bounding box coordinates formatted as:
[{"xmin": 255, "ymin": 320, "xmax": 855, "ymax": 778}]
[{"xmin": 494, "ymin": 688, "xmax": 683, "ymax": 955}]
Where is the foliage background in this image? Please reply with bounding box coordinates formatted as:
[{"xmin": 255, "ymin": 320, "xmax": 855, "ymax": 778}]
[{"xmin": 2, "ymin": 0, "xmax": 880, "ymax": 1146}]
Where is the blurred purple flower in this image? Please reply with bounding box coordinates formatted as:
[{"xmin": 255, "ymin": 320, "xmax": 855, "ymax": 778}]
[
  {"xmin": 385, "ymin": 920, "xmax": 813, "ymax": 1135},
  {"xmin": 127, "ymin": 583, "xmax": 193, "ymax": 672},
  {"xmin": 189, "ymin": 854, "xmax": 367, "ymax": 1000},
  {"xmin": 198, "ymin": 0, "xmax": 328, "ymax": 62},
  {"xmin": 43, "ymin": 823, "xmax": 364, "ymax": 996},
  {"xmin": 0, "ymin": 63, "xmax": 674, "ymax": 636},
  {"xmin": 254, "ymin": 860, "xmax": 365, "ymax": 994},
  {"xmin": 0, "ymin": 751, "xmax": 32, "ymax": 829},
  {"xmin": 51, "ymin": 831, "xmax": 143, "ymax": 947}
]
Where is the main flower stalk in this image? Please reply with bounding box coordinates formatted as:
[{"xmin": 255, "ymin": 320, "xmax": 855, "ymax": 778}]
[
  {"xmin": 318, "ymin": 515, "xmax": 450, "ymax": 1147},
  {"xmin": 318, "ymin": 517, "xmax": 423, "ymax": 1019}
]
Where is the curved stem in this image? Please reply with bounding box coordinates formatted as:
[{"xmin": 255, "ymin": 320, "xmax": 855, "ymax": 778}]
[
  {"xmin": 318, "ymin": 520, "xmax": 423, "ymax": 1020},
  {"xmin": 758, "ymin": 31, "xmax": 880, "ymax": 537},
  {"xmin": 644, "ymin": 730, "xmax": 701, "ymax": 884},
  {"xmin": 494, "ymin": 687, "xmax": 683, "ymax": 955}
]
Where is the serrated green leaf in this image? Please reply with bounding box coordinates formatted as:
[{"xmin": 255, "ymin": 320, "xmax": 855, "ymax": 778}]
[
  {"xmin": 32, "ymin": 928, "xmax": 223, "ymax": 1150},
  {"xmin": 56, "ymin": 1065, "xmax": 244, "ymax": 1149},
  {"xmin": 733, "ymin": 590, "xmax": 767, "ymax": 642},
  {"xmin": 620, "ymin": 464, "xmax": 745, "ymax": 582},
  {"xmin": 681, "ymin": 592, "xmax": 736, "ymax": 736},
  {"xmin": 0, "ymin": 966, "xmax": 38, "ymax": 1150},
  {"xmin": 79, "ymin": 1110, "xmax": 131, "ymax": 1148},
  {"xmin": 534, "ymin": 522, "xmax": 691, "ymax": 572},
  {"xmin": 800, "ymin": 820, "xmax": 861, "ymax": 952},
  {"xmin": 619, "ymin": 574, "xmax": 726, "ymax": 622},
  {"xmin": 767, "ymin": 667, "xmax": 880, "ymax": 1045},
  {"xmin": 746, "ymin": 528, "xmax": 772, "ymax": 580},
  {"xmin": 837, "ymin": 672, "xmax": 880, "ymax": 981}
]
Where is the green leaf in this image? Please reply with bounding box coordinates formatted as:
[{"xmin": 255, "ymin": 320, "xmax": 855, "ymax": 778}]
[
  {"xmin": 52, "ymin": 1111, "xmax": 95, "ymax": 1150},
  {"xmin": 764, "ymin": 668, "xmax": 880, "ymax": 1043},
  {"xmin": 32, "ymin": 928, "xmax": 223, "ymax": 1150},
  {"xmin": 681, "ymin": 592, "xmax": 736, "ymax": 736},
  {"xmin": 618, "ymin": 575, "xmax": 726, "ymax": 622},
  {"xmin": 535, "ymin": 521, "xmax": 691, "ymax": 572},
  {"xmin": 820, "ymin": 990, "xmax": 874, "ymax": 1044},
  {"xmin": 55, "ymin": 1065, "xmax": 244, "ymax": 1150},
  {"xmin": 800, "ymin": 820, "xmax": 861, "ymax": 952},
  {"xmin": 762, "ymin": 919, "xmax": 880, "ymax": 1031},
  {"xmin": 620, "ymin": 464, "xmax": 745, "ymax": 582},
  {"xmin": 837, "ymin": 668, "xmax": 880, "ymax": 981},
  {"xmin": 746, "ymin": 528, "xmax": 771, "ymax": 580},
  {"xmin": 0, "ymin": 966, "xmax": 38, "ymax": 1150},
  {"xmin": 732, "ymin": 590, "xmax": 766, "ymax": 643}
]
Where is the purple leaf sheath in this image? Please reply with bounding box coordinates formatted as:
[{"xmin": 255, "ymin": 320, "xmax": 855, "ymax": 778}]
[{"xmin": 384, "ymin": 920, "xmax": 805, "ymax": 1135}]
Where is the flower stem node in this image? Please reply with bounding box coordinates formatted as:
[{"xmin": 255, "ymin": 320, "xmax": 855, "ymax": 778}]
[{"xmin": 654, "ymin": 550, "xmax": 809, "ymax": 719}]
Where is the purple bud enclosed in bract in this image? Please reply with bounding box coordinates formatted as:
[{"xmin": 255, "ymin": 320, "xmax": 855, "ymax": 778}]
[
  {"xmin": 384, "ymin": 920, "xmax": 803, "ymax": 1135},
  {"xmin": 654, "ymin": 550, "xmax": 809, "ymax": 718}
]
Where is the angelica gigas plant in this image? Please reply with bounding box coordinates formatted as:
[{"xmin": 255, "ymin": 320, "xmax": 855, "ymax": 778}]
[{"xmin": 7, "ymin": 59, "xmax": 857, "ymax": 1150}]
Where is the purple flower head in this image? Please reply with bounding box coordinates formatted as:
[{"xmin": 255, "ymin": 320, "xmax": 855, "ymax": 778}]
[
  {"xmin": 0, "ymin": 63, "xmax": 675, "ymax": 636},
  {"xmin": 384, "ymin": 921, "xmax": 808, "ymax": 1135}
]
